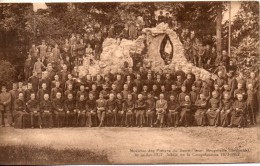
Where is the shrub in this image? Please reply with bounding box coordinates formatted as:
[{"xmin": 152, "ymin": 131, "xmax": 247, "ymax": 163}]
[{"xmin": 0, "ymin": 60, "xmax": 16, "ymax": 88}]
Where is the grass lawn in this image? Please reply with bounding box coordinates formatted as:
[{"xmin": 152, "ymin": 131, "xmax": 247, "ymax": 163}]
[{"xmin": 0, "ymin": 145, "xmax": 110, "ymax": 165}]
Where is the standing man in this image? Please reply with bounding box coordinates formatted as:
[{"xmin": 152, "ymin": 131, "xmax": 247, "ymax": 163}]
[
  {"xmin": 0, "ymin": 86, "xmax": 12, "ymax": 127},
  {"xmin": 37, "ymin": 40, "xmax": 47, "ymax": 61}
]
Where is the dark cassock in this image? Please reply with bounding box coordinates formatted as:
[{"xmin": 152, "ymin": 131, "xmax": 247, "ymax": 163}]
[
  {"xmin": 227, "ymin": 74, "xmax": 237, "ymax": 99},
  {"xmin": 26, "ymin": 98, "xmax": 41, "ymax": 128},
  {"xmin": 37, "ymin": 89, "xmax": 49, "ymax": 102},
  {"xmin": 145, "ymin": 96, "xmax": 156, "ymax": 127},
  {"xmin": 206, "ymin": 94, "xmax": 222, "ymax": 126},
  {"xmin": 52, "ymin": 98, "xmax": 65, "ymax": 127},
  {"xmin": 124, "ymin": 98, "xmax": 135, "ymax": 127},
  {"xmin": 167, "ymin": 98, "xmax": 180, "ymax": 127},
  {"xmin": 106, "ymin": 98, "xmax": 117, "ymax": 126},
  {"xmin": 194, "ymin": 98, "xmax": 207, "ymax": 126},
  {"xmin": 220, "ymin": 98, "xmax": 233, "ymax": 127},
  {"xmin": 113, "ymin": 79, "xmax": 124, "ymax": 93},
  {"xmin": 116, "ymin": 98, "xmax": 125, "ymax": 126},
  {"xmin": 163, "ymin": 77, "xmax": 172, "ymax": 92},
  {"xmin": 24, "ymin": 88, "xmax": 36, "ymax": 102},
  {"xmin": 179, "ymin": 99, "xmax": 192, "ymax": 127},
  {"xmin": 28, "ymin": 75, "xmax": 39, "ymax": 93},
  {"xmin": 85, "ymin": 97, "xmax": 97, "ymax": 127},
  {"xmin": 51, "ymin": 87, "xmax": 63, "ymax": 101},
  {"xmin": 190, "ymin": 89, "xmax": 198, "ymax": 105},
  {"xmin": 144, "ymin": 78, "xmax": 154, "ymax": 92},
  {"xmin": 64, "ymin": 98, "xmax": 76, "ymax": 127},
  {"xmin": 133, "ymin": 77, "xmax": 143, "ymax": 93},
  {"xmin": 183, "ymin": 78, "xmax": 193, "ymax": 93},
  {"xmin": 135, "ymin": 98, "xmax": 146, "ymax": 127},
  {"xmin": 230, "ymin": 97, "xmax": 247, "ymax": 127},
  {"xmin": 76, "ymin": 99, "xmax": 86, "ymax": 127},
  {"xmin": 40, "ymin": 99, "xmax": 53, "ymax": 128},
  {"xmin": 13, "ymin": 99, "xmax": 30, "ymax": 128}
]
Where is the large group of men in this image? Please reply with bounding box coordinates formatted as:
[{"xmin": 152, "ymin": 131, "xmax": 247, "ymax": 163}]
[
  {"xmin": 0, "ymin": 11, "xmax": 259, "ymax": 129},
  {"xmin": 0, "ymin": 63, "xmax": 258, "ymax": 129}
]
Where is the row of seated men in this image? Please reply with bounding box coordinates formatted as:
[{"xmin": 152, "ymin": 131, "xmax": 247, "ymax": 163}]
[{"xmin": 9, "ymin": 87, "xmax": 253, "ymax": 129}]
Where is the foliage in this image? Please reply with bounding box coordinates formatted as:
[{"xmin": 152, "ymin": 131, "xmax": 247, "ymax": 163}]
[
  {"xmin": 230, "ymin": 1, "xmax": 259, "ymax": 57},
  {"xmin": 0, "ymin": 60, "xmax": 16, "ymax": 88}
]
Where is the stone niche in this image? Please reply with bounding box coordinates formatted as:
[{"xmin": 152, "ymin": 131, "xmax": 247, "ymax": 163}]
[{"xmin": 78, "ymin": 23, "xmax": 213, "ymax": 80}]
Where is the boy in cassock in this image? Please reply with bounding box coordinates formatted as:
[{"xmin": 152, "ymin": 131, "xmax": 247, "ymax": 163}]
[
  {"xmin": 26, "ymin": 93, "xmax": 41, "ymax": 128},
  {"xmin": 179, "ymin": 86, "xmax": 189, "ymax": 103},
  {"xmin": 190, "ymin": 85, "xmax": 199, "ymax": 104},
  {"xmin": 96, "ymin": 93, "xmax": 107, "ymax": 127},
  {"xmin": 146, "ymin": 93, "xmax": 156, "ymax": 127},
  {"xmin": 37, "ymin": 83, "xmax": 49, "ymax": 102},
  {"xmin": 64, "ymin": 93, "xmax": 77, "ymax": 127},
  {"xmin": 24, "ymin": 83, "xmax": 35, "ymax": 102},
  {"xmin": 52, "ymin": 92, "xmax": 65, "ymax": 128},
  {"xmin": 76, "ymin": 85, "xmax": 88, "ymax": 101},
  {"xmin": 206, "ymin": 91, "xmax": 222, "ymax": 127},
  {"xmin": 194, "ymin": 94, "xmax": 207, "ymax": 126},
  {"xmin": 154, "ymin": 94, "xmax": 167, "ymax": 128},
  {"xmin": 220, "ymin": 93, "xmax": 233, "ymax": 127},
  {"xmin": 229, "ymin": 94, "xmax": 247, "ymax": 128},
  {"xmin": 40, "ymin": 94, "xmax": 53, "ymax": 128},
  {"xmin": 86, "ymin": 93, "xmax": 97, "ymax": 127},
  {"xmin": 135, "ymin": 94, "xmax": 146, "ymax": 127},
  {"xmin": 167, "ymin": 94, "xmax": 180, "ymax": 127},
  {"xmin": 51, "ymin": 81, "xmax": 63, "ymax": 101},
  {"xmin": 124, "ymin": 94, "xmax": 135, "ymax": 127},
  {"xmin": 76, "ymin": 94, "xmax": 86, "ymax": 127}
]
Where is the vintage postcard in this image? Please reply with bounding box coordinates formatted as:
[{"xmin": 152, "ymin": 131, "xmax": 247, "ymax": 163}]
[{"xmin": 0, "ymin": 1, "xmax": 259, "ymax": 164}]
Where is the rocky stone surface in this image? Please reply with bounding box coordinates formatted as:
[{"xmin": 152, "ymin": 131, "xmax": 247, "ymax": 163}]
[{"xmin": 79, "ymin": 23, "xmax": 214, "ymax": 80}]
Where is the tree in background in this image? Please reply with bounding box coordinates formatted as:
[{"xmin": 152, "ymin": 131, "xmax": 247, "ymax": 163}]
[{"xmin": 0, "ymin": 60, "xmax": 16, "ymax": 88}]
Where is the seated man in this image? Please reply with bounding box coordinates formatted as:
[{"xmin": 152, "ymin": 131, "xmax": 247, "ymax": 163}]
[
  {"xmin": 86, "ymin": 93, "xmax": 97, "ymax": 127},
  {"xmin": 52, "ymin": 92, "xmax": 65, "ymax": 128},
  {"xmin": 135, "ymin": 94, "xmax": 146, "ymax": 128},
  {"xmin": 179, "ymin": 95, "xmax": 192, "ymax": 127},
  {"xmin": 220, "ymin": 93, "xmax": 233, "ymax": 127},
  {"xmin": 124, "ymin": 94, "xmax": 135, "ymax": 127},
  {"xmin": 229, "ymin": 94, "xmax": 247, "ymax": 128},
  {"xmin": 96, "ymin": 93, "xmax": 107, "ymax": 127},
  {"xmin": 206, "ymin": 91, "xmax": 222, "ymax": 127},
  {"xmin": 146, "ymin": 93, "xmax": 156, "ymax": 127},
  {"xmin": 194, "ymin": 94, "xmax": 207, "ymax": 126},
  {"xmin": 167, "ymin": 94, "xmax": 180, "ymax": 127},
  {"xmin": 76, "ymin": 94, "xmax": 86, "ymax": 127},
  {"xmin": 64, "ymin": 93, "xmax": 76, "ymax": 127},
  {"xmin": 154, "ymin": 94, "xmax": 168, "ymax": 128},
  {"xmin": 13, "ymin": 93, "xmax": 30, "ymax": 128},
  {"xmin": 106, "ymin": 93, "xmax": 117, "ymax": 127},
  {"xmin": 116, "ymin": 93, "xmax": 125, "ymax": 127},
  {"xmin": 26, "ymin": 93, "xmax": 41, "ymax": 128},
  {"xmin": 40, "ymin": 94, "xmax": 53, "ymax": 128}
]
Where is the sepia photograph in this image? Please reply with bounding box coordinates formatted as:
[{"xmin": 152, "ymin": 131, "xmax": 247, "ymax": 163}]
[{"xmin": 0, "ymin": 1, "xmax": 259, "ymax": 164}]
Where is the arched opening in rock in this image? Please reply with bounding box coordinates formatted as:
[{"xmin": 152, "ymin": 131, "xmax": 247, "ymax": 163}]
[{"xmin": 159, "ymin": 35, "xmax": 174, "ymax": 65}]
